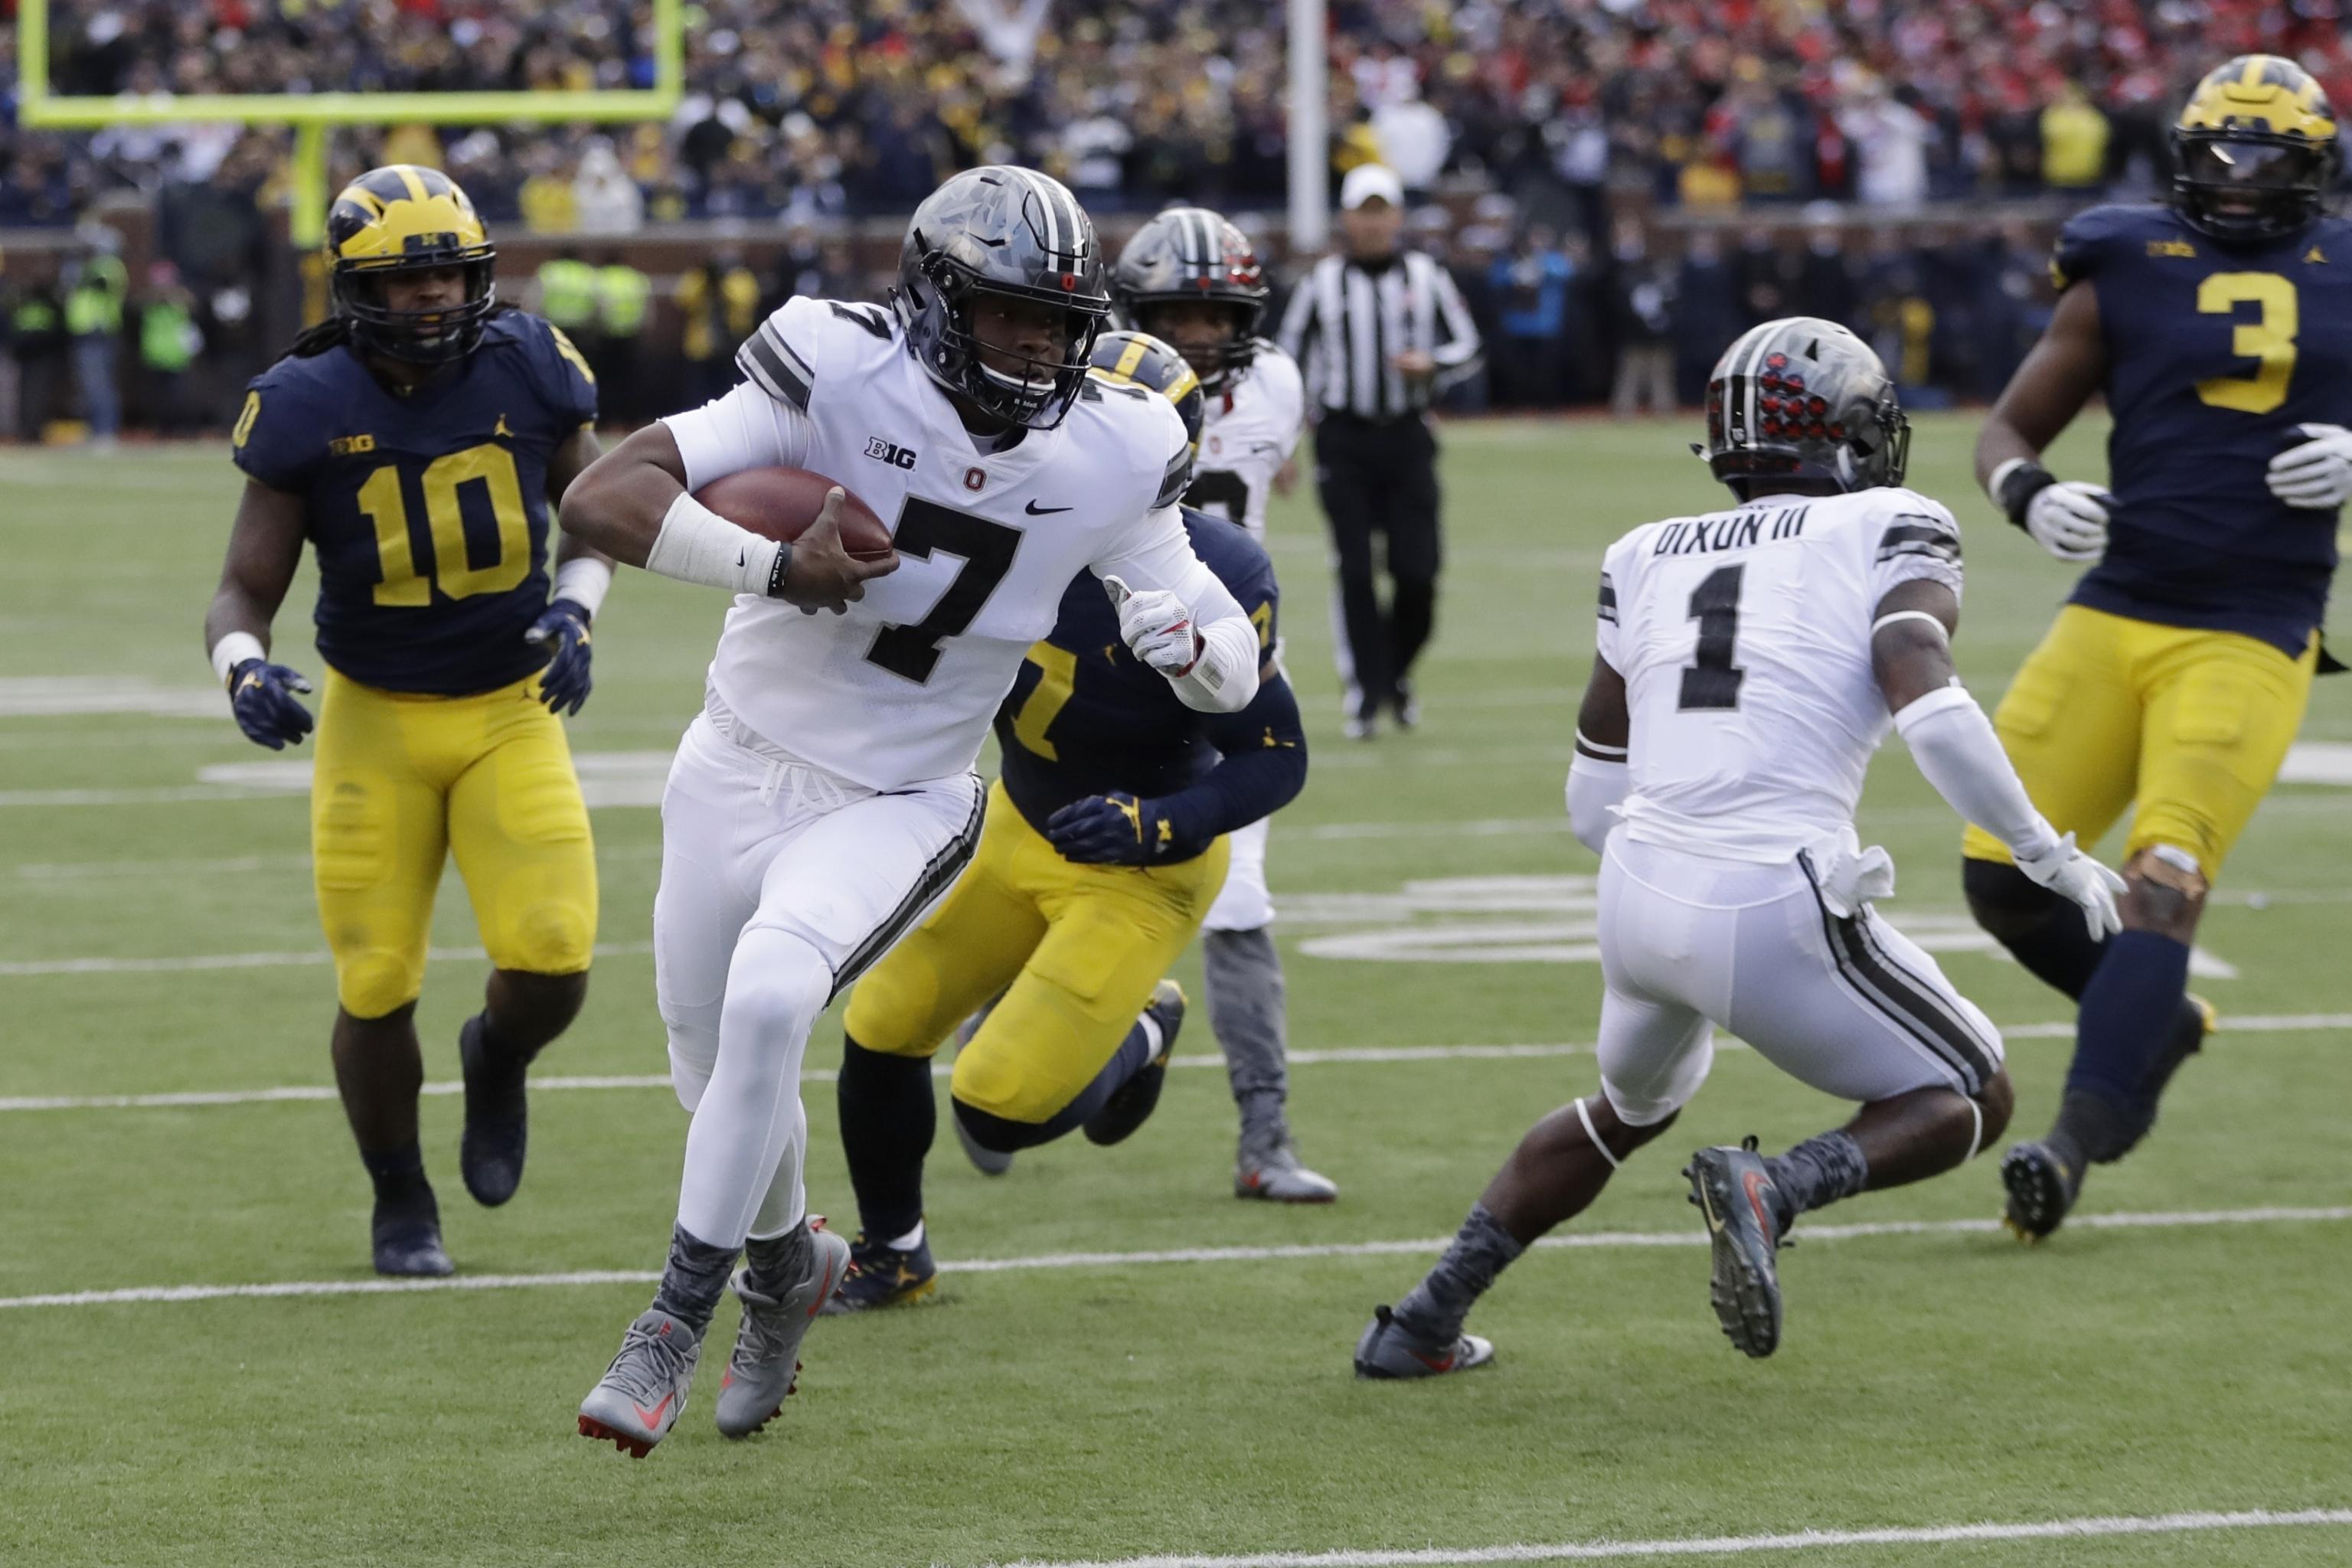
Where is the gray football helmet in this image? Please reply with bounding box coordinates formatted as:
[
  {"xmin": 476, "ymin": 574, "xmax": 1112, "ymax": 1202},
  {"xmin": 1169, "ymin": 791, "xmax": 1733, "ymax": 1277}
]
[
  {"xmin": 1702, "ymin": 318, "xmax": 1909, "ymax": 495},
  {"xmin": 1111, "ymin": 207, "xmax": 1269, "ymax": 391},
  {"xmin": 893, "ymin": 165, "xmax": 1112, "ymax": 430}
]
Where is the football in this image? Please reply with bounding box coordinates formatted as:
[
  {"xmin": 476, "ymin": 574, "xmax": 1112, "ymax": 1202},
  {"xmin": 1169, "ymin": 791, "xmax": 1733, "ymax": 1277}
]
[{"xmin": 693, "ymin": 466, "xmax": 897, "ymax": 562}]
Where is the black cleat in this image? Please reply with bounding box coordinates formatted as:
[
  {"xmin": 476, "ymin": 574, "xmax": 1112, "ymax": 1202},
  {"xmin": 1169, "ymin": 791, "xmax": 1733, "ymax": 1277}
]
[
  {"xmin": 459, "ymin": 1013, "xmax": 528, "ymax": 1207},
  {"xmin": 371, "ymin": 1192, "xmax": 453, "ymax": 1277},
  {"xmin": 2001, "ymin": 1138, "xmax": 2084, "ymax": 1243},
  {"xmin": 1684, "ymin": 1138, "xmax": 1785, "ymax": 1358},
  {"xmin": 820, "ymin": 1230, "xmax": 939, "ymax": 1314},
  {"xmin": 1084, "ymin": 981, "xmax": 1184, "ymax": 1147}
]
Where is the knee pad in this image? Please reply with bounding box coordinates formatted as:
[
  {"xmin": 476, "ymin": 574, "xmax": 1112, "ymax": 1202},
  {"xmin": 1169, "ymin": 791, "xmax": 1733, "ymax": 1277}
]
[
  {"xmin": 1962, "ymin": 857, "xmax": 2105, "ymax": 999},
  {"xmin": 495, "ymin": 899, "xmax": 595, "ymax": 977},
  {"xmin": 336, "ymin": 949, "xmax": 423, "ymax": 1020},
  {"xmin": 1597, "ymin": 1073, "xmax": 1697, "ymax": 1130}
]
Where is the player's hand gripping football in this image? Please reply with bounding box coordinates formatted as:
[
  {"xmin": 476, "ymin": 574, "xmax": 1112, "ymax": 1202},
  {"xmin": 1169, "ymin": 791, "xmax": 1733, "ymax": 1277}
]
[
  {"xmin": 778, "ymin": 485, "xmax": 897, "ymax": 616},
  {"xmin": 2015, "ymin": 831, "xmax": 2128, "ymax": 939},
  {"xmin": 1102, "ymin": 576, "xmax": 1203, "ymax": 677},
  {"xmin": 1046, "ymin": 791, "xmax": 1174, "ymax": 865},
  {"xmin": 227, "ymin": 658, "xmax": 315, "ymax": 751},
  {"xmin": 2265, "ymin": 423, "xmax": 2352, "ymax": 509},
  {"xmin": 2023, "ymin": 480, "xmax": 2113, "ymax": 563},
  {"xmin": 525, "ymin": 599, "xmax": 594, "ymax": 717}
]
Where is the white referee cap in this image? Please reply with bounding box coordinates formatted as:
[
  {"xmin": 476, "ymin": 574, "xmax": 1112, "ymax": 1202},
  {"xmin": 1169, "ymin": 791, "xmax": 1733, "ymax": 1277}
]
[{"xmin": 1339, "ymin": 164, "xmax": 1405, "ymax": 211}]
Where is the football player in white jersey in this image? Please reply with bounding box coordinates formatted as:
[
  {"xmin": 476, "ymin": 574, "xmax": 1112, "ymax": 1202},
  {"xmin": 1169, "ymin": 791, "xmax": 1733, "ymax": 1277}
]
[
  {"xmin": 552, "ymin": 166, "xmax": 1264, "ymax": 1455},
  {"xmin": 1354, "ymin": 319, "xmax": 2125, "ymax": 1379},
  {"xmin": 1112, "ymin": 207, "xmax": 1332, "ymax": 1201}
]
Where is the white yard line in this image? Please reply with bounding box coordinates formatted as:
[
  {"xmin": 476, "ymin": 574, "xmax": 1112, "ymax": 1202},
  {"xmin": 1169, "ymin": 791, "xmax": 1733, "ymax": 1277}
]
[
  {"xmin": 985, "ymin": 1509, "xmax": 2352, "ymax": 1568},
  {"xmin": 4, "ymin": 1207, "xmax": 2345, "ymax": 1312},
  {"xmin": 5, "ymin": 1016, "xmax": 2347, "ymax": 1114}
]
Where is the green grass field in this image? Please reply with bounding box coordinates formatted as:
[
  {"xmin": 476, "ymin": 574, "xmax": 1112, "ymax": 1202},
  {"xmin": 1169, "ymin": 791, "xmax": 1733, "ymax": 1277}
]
[{"xmin": 2, "ymin": 414, "xmax": 2347, "ymax": 1567}]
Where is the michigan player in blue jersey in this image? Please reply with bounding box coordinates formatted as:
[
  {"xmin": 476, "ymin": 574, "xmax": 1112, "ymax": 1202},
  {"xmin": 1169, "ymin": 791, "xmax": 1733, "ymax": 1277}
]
[
  {"xmin": 826, "ymin": 332, "xmax": 1308, "ymax": 1308},
  {"xmin": 1970, "ymin": 57, "xmax": 2349, "ymax": 1237},
  {"xmin": 201, "ymin": 165, "xmax": 614, "ymax": 1276}
]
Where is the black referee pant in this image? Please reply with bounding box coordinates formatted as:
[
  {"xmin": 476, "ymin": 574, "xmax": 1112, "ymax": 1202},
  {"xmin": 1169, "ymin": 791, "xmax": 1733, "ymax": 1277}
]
[{"xmin": 1315, "ymin": 412, "xmax": 1441, "ymax": 724}]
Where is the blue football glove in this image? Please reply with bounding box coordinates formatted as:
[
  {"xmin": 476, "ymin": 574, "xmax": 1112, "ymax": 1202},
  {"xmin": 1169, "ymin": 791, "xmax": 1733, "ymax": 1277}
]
[
  {"xmin": 525, "ymin": 598, "xmax": 593, "ymax": 717},
  {"xmin": 1045, "ymin": 791, "xmax": 1179, "ymax": 865},
  {"xmin": 227, "ymin": 658, "xmax": 314, "ymax": 751}
]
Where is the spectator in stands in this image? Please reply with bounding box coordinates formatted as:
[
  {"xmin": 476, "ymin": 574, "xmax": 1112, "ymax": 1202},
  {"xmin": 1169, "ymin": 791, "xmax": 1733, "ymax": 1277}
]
[
  {"xmin": 64, "ymin": 230, "xmax": 126, "ymax": 444},
  {"xmin": 1840, "ymin": 79, "xmax": 1933, "ymax": 211},
  {"xmin": 1489, "ymin": 226, "xmax": 1573, "ymax": 410},
  {"xmin": 1606, "ymin": 220, "xmax": 1676, "ymax": 419},
  {"xmin": 676, "ymin": 247, "xmax": 763, "ymax": 406},
  {"xmin": 136, "ymin": 260, "xmax": 201, "ymax": 436},
  {"xmin": 2041, "ymin": 83, "xmax": 2112, "ymax": 193},
  {"xmin": 574, "ymin": 141, "xmax": 646, "ymax": 235}
]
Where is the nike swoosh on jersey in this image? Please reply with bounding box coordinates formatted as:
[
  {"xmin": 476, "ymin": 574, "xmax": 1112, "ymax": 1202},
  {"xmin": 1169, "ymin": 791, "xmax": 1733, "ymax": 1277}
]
[{"xmin": 1025, "ymin": 500, "xmax": 1073, "ymax": 514}]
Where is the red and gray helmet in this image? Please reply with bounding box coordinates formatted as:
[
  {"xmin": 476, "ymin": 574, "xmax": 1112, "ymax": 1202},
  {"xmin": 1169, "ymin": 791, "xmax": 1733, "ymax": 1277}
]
[
  {"xmin": 1112, "ymin": 206, "xmax": 1269, "ymax": 390},
  {"xmin": 893, "ymin": 165, "xmax": 1112, "ymax": 430},
  {"xmin": 1702, "ymin": 318, "xmax": 1909, "ymax": 495}
]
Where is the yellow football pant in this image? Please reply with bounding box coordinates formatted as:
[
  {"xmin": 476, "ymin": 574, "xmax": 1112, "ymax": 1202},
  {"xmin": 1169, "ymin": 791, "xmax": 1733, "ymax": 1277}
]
[
  {"xmin": 842, "ymin": 780, "xmax": 1230, "ymax": 1125},
  {"xmin": 312, "ymin": 667, "xmax": 597, "ymax": 1018},
  {"xmin": 1961, "ymin": 605, "xmax": 2317, "ymax": 878}
]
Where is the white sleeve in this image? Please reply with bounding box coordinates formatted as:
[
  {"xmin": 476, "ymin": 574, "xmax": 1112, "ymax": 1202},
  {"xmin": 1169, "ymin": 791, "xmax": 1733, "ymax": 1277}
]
[
  {"xmin": 1865, "ymin": 493, "xmax": 1965, "ymax": 604},
  {"xmin": 1894, "ymin": 684, "xmax": 2061, "ymax": 861},
  {"xmin": 1094, "ymin": 505, "xmax": 1260, "ymax": 712},
  {"xmin": 1565, "ymin": 753, "xmax": 1628, "ymax": 855},
  {"xmin": 661, "ymin": 379, "xmax": 813, "ymax": 492},
  {"xmin": 1260, "ymin": 350, "xmax": 1307, "ymax": 459}
]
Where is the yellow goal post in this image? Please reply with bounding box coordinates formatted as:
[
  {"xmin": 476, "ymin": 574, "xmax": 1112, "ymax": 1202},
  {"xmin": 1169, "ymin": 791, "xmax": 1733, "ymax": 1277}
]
[{"xmin": 15, "ymin": 0, "xmax": 685, "ymax": 245}]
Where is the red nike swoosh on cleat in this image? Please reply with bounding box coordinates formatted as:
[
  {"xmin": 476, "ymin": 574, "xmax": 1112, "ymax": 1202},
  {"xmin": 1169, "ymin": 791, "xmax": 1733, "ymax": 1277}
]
[
  {"xmin": 1741, "ymin": 1170, "xmax": 1776, "ymax": 1238},
  {"xmin": 806, "ymin": 1256, "xmax": 841, "ymax": 1320},
  {"xmin": 630, "ymin": 1391, "xmax": 676, "ymax": 1429},
  {"xmin": 1410, "ymin": 1350, "xmax": 1455, "ymax": 1373}
]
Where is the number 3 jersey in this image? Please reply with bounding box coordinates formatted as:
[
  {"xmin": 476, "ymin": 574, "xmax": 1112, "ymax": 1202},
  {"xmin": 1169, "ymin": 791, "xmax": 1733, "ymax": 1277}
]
[
  {"xmin": 230, "ymin": 310, "xmax": 598, "ymax": 695},
  {"xmin": 665, "ymin": 295, "xmax": 1214, "ymax": 792},
  {"xmin": 1596, "ymin": 485, "xmax": 1965, "ymax": 863},
  {"xmin": 2055, "ymin": 202, "xmax": 2352, "ymax": 655}
]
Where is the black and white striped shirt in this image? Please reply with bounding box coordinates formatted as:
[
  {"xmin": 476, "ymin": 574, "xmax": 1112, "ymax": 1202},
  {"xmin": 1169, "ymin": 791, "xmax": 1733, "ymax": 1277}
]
[{"xmin": 1276, "ymin": 250, "xmax": 1482, "ymax": 421}]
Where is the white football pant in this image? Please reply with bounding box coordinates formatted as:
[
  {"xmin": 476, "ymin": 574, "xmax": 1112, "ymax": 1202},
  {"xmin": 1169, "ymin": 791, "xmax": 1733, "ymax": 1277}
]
[
  {"xmin": 653, "ymin": 702, "xmax": 981, "ymax": 1248},
  {"xmin": 1596, "ymin": 835, "xmax": 2004, "ymax": 1127}
]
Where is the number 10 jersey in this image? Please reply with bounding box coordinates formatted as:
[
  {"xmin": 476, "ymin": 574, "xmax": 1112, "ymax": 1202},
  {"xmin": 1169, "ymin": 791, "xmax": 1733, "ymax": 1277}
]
[
  {"xmin": 1595, "ymin": 485, "xmax": 1964, "ymax": 863},
  {"xmin": 664, "ymin": 295, "xmax": 1205, "ymax": 792}
]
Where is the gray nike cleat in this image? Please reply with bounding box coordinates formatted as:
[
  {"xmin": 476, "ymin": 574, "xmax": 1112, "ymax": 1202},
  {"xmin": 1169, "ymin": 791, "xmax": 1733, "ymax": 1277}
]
[
  {"xmin": 577, "ymin": 1308, "xmax": 704, "ymax": 1458},
  {"xmin": 1684, "ymin": 1138, "xmax": 1785, "ymax": 1359},
  {"xmin": 1235, "ymin": 1135, "xmax": 1338, "ymax": 1203},
  {"xmin": 1353, "ymin": 1305, "xmax": 1494, "ymax": 1380},
  {"xmin": 714, "ymin": 1225, "xmax": 854, "ymax": 1439}
]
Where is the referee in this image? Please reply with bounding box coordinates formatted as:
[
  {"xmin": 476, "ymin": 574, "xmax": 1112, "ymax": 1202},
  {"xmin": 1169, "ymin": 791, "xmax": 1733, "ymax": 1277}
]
[{"xmin": 1278, "ymin": 164, "xmax": 1481, "ymax": 738}]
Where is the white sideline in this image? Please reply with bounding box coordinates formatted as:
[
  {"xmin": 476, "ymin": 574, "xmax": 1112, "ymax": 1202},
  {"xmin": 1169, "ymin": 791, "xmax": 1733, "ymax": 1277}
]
[
  {"xmin": 4, "ymin": 1014, "xmax": 2347, "ymax": 1115},
  {"xmin": 986, "ymin": 1509, "xmax": 2352, "ymax": 1568},
  {"xmin": 2, "ymin": 1206, "xmax": 2345, "ymax": 1312}
]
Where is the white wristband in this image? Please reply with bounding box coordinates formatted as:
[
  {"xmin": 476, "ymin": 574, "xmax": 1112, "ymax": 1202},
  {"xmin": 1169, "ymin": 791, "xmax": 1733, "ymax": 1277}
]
[
  {"xmin": 1165, "ymin": 612, "xmax": 1260, "ymax": 713},
  {"xmin": 645, "ymin": 491, "xmax": 783, "ymax": 597},
  {"xmin": 552, "ymin": 557, "xmax": 614, "ymax": 620},
  {"xmin": 210, "ymin": 630, "xmax": 266, "ymax": 690},
  {"xmin": 1987, "ymin": 456, "xmax": 2029, "ymax": 504}
]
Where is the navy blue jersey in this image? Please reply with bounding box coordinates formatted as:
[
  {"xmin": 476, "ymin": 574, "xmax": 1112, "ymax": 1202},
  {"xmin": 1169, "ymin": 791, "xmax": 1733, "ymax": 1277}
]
[
  {"xmin": 230, "ymin": 310, "xmax": 598, "ymax": 694},
  {"xmin": 2056, "ymin": 203, "xmax": 2350, "ymax": 655},
  {"xmin": 996, "ymin": 508, "xmax": 1280, "ymax": 842}
]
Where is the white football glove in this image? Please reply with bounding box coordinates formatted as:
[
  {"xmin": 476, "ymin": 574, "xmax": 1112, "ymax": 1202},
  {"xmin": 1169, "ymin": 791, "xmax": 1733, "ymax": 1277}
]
[
  {"xmin": 2024, "ymin": 480, "xmax": 2113, "ymax": 563},
  {"xmin": 2014, "ymin": 831, "xmax": 2127, "ymax": 939},
  {"xmin": 2265, "ymin": 423, "xmax": 2352, "ymax": 509},
  {"xmin": 1102, "ymin": 575, "xmax": 1201, "ymax": 677}
]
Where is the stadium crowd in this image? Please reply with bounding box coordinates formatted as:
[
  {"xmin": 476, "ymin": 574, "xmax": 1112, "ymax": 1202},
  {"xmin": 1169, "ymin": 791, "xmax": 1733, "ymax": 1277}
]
[{"xmin": 3, "ymin": 0, "xmax": 2351, "ymax": 429}]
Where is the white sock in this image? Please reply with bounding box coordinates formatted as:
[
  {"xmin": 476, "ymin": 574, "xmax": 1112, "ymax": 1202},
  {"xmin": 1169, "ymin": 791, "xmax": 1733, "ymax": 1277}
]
[{"xmin": 887, "ymin": 1218, "xmax": 926, "ymax": 1252}]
